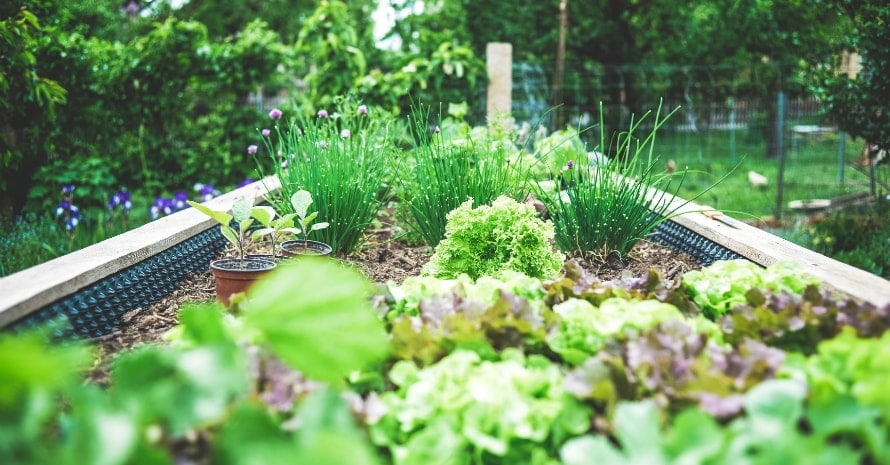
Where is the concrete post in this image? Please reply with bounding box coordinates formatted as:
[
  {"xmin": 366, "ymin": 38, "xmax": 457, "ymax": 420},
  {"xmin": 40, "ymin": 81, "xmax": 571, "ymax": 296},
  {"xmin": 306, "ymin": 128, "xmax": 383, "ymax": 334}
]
[{"xmin": 486, "ymin": 42, "xmax": 512, "ymax": 125}]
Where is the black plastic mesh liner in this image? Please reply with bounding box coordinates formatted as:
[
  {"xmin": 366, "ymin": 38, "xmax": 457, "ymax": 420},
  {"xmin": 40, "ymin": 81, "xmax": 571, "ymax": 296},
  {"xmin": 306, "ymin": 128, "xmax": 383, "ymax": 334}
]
[
  {"xmin": 9, "ymin": 227, "xmax": 226, "ymax": 339},
  {"xmin": 649, "ymin": 219, "xmax": 745, "ymax": 265}
]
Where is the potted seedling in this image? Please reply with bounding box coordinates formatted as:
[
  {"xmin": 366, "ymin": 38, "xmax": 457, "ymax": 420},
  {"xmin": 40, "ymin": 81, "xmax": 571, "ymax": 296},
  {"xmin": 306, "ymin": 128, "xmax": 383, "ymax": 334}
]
[
  {"xmin": 187, "ymin": 196, "xmax": 277, "ymax": 305},
  {"xmin": 248, "ymin": 205, "xmax": 300, "ymax": 262},
  {"xmin": 279, "ymin": 189, "xmax": 333, "ymax": 257}
]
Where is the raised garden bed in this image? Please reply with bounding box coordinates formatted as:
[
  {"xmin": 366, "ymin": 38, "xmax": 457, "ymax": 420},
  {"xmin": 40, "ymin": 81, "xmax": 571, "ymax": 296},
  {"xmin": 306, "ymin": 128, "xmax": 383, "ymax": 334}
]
[{"xmin": 3, "ymin": 178, "xmax": 890, "ymax": 465}]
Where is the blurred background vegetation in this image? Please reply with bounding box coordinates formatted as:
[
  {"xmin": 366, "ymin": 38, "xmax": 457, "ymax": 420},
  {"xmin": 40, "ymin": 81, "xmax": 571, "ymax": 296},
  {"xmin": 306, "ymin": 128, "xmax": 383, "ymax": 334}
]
[{"xmin": 1, "ymin": 0, "xmax": 888, "ymax": 277}]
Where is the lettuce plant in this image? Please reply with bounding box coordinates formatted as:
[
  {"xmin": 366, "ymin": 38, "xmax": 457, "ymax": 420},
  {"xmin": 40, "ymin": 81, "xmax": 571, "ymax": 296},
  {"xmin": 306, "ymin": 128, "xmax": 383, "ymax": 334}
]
[
  {"xmin": 681, "ymin": 259, "xmax": 820, "ymax": 319},
  {"xmin": 422, "ymin": 196, "xmax": 564, "ymax": 280}
]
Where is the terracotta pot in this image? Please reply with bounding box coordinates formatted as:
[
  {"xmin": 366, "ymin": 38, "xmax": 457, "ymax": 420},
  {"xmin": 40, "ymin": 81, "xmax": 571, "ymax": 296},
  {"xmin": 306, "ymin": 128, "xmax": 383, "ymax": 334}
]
[
  {"xmin": 280, "ymin": 239, "xmax": 333, "ymax": 258},
  {"xmin": 210, "ymin": 257, "xmax": 276, "ymax": 305}
]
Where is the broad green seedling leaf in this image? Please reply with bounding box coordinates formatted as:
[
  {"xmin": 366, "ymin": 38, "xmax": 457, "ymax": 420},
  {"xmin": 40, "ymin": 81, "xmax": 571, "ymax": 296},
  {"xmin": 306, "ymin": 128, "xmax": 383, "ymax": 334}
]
[
  {"xmin": 251, "ymin": 206, "xmax": 276, "ymax": 227},
  {"xmin": 243, "ymin": 258, "xmax": 389, "ymax": 383},
  {"xmin": 187, "ymin": 200, "xmax": 232, "ymax": 227},
  {"xmin": 291, "ymin": 190, "xmax": 313, "ymax": 219},
  {"xmin": 231, "ymin": 196, "xmax": 254, "ymax": 223}
]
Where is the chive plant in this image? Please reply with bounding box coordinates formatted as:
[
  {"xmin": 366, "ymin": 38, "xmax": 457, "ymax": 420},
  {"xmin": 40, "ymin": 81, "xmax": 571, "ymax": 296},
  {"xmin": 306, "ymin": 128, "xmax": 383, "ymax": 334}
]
[
  {"xmin": 538, "ymin": 103, "xmax": 722, "ymax": 258},
  {"xmin": 397, "ymin": 104, "xmax": 534, "ymax": 248},
  {"xmin": 256, "ymin": 99, "xmax": 391, "ymax": 255}
]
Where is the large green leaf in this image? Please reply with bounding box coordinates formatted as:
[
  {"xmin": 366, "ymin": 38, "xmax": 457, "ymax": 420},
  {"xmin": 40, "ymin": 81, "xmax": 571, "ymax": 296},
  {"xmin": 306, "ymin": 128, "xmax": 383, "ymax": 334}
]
[{"xmin": 243, "ymin": 257, "xmax": 389, "ymax": 383}]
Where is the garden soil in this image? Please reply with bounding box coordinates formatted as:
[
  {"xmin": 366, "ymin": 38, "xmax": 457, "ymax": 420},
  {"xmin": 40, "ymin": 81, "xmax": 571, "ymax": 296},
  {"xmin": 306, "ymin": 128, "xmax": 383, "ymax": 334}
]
[{"xmin": 86, "ymin": 224, "xmax": 701, "ymax": 384}]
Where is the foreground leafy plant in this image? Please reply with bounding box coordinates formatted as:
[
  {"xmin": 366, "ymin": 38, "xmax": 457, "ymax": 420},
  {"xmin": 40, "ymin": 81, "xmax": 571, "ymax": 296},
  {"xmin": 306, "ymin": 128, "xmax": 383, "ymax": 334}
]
[
  {"xmin": 422, "ymin": 196, "xmax": 564, "ymax": 280},
  {"xmin": 369, "ymin": 349, "xmax": 590, "ymax": 465},
  {"xmin": 0, "ymin": 258, "xmax": 389, "ymax": 465}
]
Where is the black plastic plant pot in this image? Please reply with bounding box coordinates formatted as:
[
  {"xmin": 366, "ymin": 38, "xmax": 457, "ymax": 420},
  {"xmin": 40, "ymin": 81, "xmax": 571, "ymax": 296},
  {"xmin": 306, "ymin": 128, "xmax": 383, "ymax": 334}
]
[
  {"xmin": 279, "ymin": 239, "xmax": 333, "ymax": 258},
  {"xmin": 245, "ymin": 253, "xmax": 290, "ymax": 264},
  {"xmin": 209, "ymin": 257, "xmax": 276, "ymax": 306}
]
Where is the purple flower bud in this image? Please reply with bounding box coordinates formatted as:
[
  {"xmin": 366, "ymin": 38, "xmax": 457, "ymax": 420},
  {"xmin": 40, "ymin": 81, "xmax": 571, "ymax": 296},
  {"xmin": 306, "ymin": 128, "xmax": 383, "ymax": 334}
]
[
  {"xmin": 269, "ymin": 108, "xmax": 282, "ymax": 120},
  {"xmin": 317, "ymin": 109, "xmax": 328, "ymax": 119},
  {"xmin": 61, "ymin": 184, "xmax": 75, "ymax": 196},
  {"xmin": 248, "ymin": 144, "xmax": 258, "ymax": 155},
  {"xmin": 567, "ymin": 160, "xmax": 574, "ymax": 169},
  {"xmin": 357, "ymin": 105, "xmax": 368, "ymax": 116},
  {"xmin": 261, "ymin": 128, "xmax": 271, "ymax": 137},
  {"xmin": 340, "ymin": 129, "xmax": 351, "ymax": 139}
]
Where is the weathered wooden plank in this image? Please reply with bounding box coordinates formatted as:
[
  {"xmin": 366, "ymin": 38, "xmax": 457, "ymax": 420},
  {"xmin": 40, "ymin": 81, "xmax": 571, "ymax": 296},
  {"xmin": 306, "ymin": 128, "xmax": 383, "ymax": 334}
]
[
  {"xmin": 662, "ymin": 190, "xmax": 890, "ymax": 307},
  {"xmin": 0, "ymin": 179, "xmax": 277, "ymax": 328}
]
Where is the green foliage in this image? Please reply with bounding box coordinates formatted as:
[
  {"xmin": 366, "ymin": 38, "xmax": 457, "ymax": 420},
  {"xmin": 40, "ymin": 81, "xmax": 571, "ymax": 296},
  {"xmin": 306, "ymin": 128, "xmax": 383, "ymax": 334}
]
[
  {"xmin": 794, "ymin": 202, "xmax": 890, "ymax": 279},
  {"xmin": 257, "ymin": 99, "xmax": 391, "ymax": 255},
  {"xmin": 397, "ymin": 104, "xmax": 533, "ymax": 248},
  {"xmin": 423, "ymin": 196, "xmax": 564, "ymax": 281},
  {"xmin": 681, "ymin": 259, "xmax": 821, "ymax": 319},
  {"xmin": 295, "ymin": 0, "xmax": 366, "ymax": 109},
  {"xmin": 813, "ymin": 1, "xmax": 890, "ymax": 153},
  {"xmin": 0, "ymin": 212, "xmax": 70, "ymax": 277},
  {"xmin": 538, "ymin": 104, "xmax": 721, "ymax": 258},
  {"xmin": 0, "ymin": 5, "xmax": 67, "ymax": 214}
]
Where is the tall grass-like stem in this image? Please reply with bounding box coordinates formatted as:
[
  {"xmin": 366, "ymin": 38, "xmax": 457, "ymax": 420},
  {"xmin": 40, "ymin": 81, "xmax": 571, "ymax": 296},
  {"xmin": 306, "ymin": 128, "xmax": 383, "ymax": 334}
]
[
  {"xmin": 397, "ymin": 104, "xmax": 534, "ymax": 248},
  {"xmin": 540, "ymin": 102, "xmax": 725, "ymax": 258}
]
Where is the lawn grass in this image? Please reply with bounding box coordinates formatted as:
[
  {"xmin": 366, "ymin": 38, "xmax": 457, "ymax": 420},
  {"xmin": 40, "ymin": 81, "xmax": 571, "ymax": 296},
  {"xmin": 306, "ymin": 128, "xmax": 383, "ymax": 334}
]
[{"xmin": 652, "ymin": 127, "xmax": 874, "ymax": 221}]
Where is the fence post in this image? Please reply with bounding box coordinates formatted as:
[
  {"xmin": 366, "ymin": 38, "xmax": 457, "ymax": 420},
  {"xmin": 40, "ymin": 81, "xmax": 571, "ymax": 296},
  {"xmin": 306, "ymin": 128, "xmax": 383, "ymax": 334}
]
[
  {"xmin": 775, "ymin": 90, "xmax": 787, "ymax": 220},
  {"xmin": 486, "ymin": 42, "xmax": 513, "ymax": 128}
]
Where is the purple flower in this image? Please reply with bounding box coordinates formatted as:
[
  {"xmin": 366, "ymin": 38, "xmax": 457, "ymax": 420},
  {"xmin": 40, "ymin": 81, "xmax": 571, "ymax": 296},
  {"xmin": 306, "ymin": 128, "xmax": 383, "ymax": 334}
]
[
  {"xmin": 269, "ymin": 108, "xmax": 282, "ymax": 120},
  {"xmin": 61, "ymin": 184, "xmax": 75, "ymax": 196},
  {"xmin": 357, "ymin": 104, "xmax": 368, "ymax": 116},
  {"xmin": 340, "ymin": 129, "xmax": 351, "ymax": 139},
  {"xmin": 195, "ymin": 183, "xmax": 219, "ymax": 202},
  {"xmin": 248, "ymin": 144, "xmax": 258, "ymax": 155},
  {"xmin": 317, "ymin": 109, "xmax": 328, "ymax": 119},
  {"xmin": 150, "ymin": 197, "xmax": 174, "ymax": 220},
  {"xmin": 173, "ymin": 191, "xmax": 189, "ymax": 210},
  {"xmin": 261, "ymin": 128, "xmax": 271, "ymax": 137},
  {"xmin": 237, "ymin": 178, "xmax": 255, "ymax": 188},
  {"xmin": 56, "ymin": 200, "xmax": 71, "ymax": 217},
  {"xmin": 567, "ymin": 160, "xmax": 574, "ymax": 169},
  {"xmin": 108, "ymin": 190, "xmax": 132, "ymax": 213}
]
